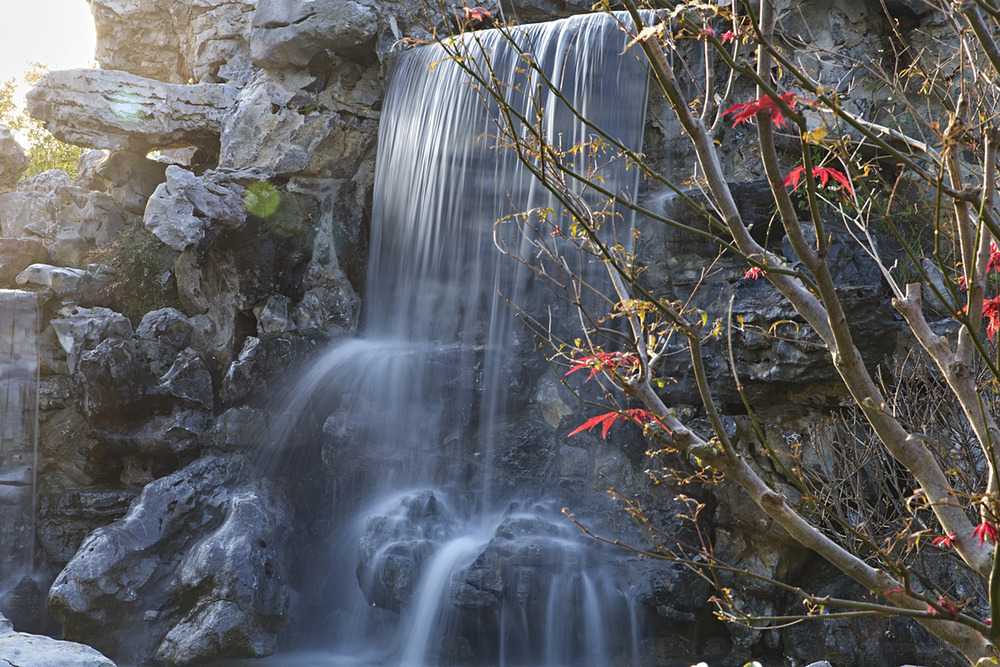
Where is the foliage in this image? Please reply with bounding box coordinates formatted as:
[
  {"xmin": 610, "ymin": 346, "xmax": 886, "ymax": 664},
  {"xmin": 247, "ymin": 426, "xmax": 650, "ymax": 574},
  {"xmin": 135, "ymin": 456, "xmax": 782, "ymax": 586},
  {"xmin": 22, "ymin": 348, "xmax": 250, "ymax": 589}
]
[
  {"xmin": 88, "ymin": 221, "xmax": 179, "ymax": 323},
  {"xmin": 0, "ymin": 63, "xmax": 83, "ymax": 179},
  {"xmin": 427, "ymin": 0, "xmax": 1000, "ymax": 662}
]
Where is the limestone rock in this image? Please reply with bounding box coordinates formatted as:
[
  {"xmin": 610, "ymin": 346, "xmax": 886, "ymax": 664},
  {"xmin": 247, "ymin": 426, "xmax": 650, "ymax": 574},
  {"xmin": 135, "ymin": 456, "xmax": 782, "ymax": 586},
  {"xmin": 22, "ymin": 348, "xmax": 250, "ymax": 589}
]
[
  {"xmin": 0, "ymin": 240, "xmax": 49, "ymax": 288},
  {"xmin": 26, "ymin": 69, "xmax": 239, "ymax": 156},
  {"xmin": 250, "ymin": 0, "xmax": 378, "ymax": 67},
  {"xmin": 90, "ymin": 0, "xmax": 255, "ymax": 84},
  {"xmin": 219, "ymin": 68, "xmax": 380, "ymax": 178},
  {"xmin": 47, "ymin": 454, "xmax": 291, "ymax": 666},
  {"xmin": 0, "ymin": 128, "xmax": 28, "ymax": 192},
  {"xmin": 78, "ymin": 150, "xmax": 168, "ymax": 216},
  {"xmin": 144, "ymin": 166, "xmax": 250, "ymax": 251},
  {"xmin": 49, "ymin": 306, "xmax": 133, "ymax": 374},
  {"xmin": 0, "ymin": 611, "xmax": 116, "ymax": 667},
  {"xmin": 75, "ymin": 338, "xmax": 154, "ymax": 419}
]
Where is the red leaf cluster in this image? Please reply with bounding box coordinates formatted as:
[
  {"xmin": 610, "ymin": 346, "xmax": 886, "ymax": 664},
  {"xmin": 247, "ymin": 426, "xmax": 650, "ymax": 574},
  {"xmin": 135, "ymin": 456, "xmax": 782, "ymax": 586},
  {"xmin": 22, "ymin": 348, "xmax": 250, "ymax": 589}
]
[
  {"xmin": 743, "ymin": 266, "xmax": 763, "ymax": 280},
  {"xmin": 932, "ymin": 532, "xmax": 957, "ymax": 548},
  {"xmin": 974, "ymin": 520, "xmax": 998, "ymax": 544},
  {"xmin": 462, "ymin": 6, "xmax": 491, "ymax": 22},
  {"xmin": 983, "ymin": 297, "xmax": 1000, "ymax": 342},
  {"xmin": 782, "ymin": 165, "xmax": 853, "ymax": 195},
  {"xmin": 568, "ymin": 409, "xmax": 665, "ymax": 439},
  {"xmin": 565, "ymin": 351, "xmax": 639, "ymax": 381},
  {"xmin": 927, "ymin": 599, "xmax": 960, "ymax": 619},
  {"xmin": 723, "ymin": 92, "xmax": 797, "ymax": 129}
]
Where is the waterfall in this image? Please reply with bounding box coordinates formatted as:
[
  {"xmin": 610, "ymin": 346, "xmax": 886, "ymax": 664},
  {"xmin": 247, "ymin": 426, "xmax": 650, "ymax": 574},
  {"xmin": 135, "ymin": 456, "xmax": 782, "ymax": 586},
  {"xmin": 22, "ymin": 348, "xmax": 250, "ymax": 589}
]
[
  {"xmin": 0, "ymin": 290, "xmax": 40, "ymax": 591},
  {"xmin": 262, "ymin": 11, "xmax": 651, "ymax": 665}
]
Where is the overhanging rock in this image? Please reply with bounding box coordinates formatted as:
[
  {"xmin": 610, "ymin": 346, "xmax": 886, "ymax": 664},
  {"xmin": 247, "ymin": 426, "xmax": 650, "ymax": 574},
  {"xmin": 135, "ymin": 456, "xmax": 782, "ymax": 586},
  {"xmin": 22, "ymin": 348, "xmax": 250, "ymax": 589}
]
[{"xmin": 26, "ymin": 69, "xmax": 239, "ymax": 157}]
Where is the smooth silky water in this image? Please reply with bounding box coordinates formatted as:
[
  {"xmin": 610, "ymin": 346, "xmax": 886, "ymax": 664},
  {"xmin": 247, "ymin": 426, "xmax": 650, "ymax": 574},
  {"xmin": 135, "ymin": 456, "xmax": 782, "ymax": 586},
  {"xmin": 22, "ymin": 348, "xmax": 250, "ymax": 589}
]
[
  {"xmin": 0, "ymin": 290, "xmax": 40, "ymax": 596},
  {"xmin": 253, "ymin": 12, "xmax": 651, "ymax": 666}
]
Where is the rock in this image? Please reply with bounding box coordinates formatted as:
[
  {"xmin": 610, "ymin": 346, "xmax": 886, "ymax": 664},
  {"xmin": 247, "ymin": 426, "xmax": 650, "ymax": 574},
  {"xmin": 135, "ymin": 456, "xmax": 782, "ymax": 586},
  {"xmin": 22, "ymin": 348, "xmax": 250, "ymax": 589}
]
[
  {"xmin": 36, "ymin": 490, "xmax": 137, "ymax": 568},
  {"xmin": 89, "ymin": 0, "xmax": 255, "ymax": 84},
  {"xmin": 219, "ymin": 68, "xmax": 380, "ymax": 178},
  {"xmin": 154, "ymin": 485, "xmax": 292, "ymax": 665},
  {"xmin": 48, "ymin": 454, "xmax": 292, "ymax": 666},
  {"xmin": 80, "ymin": 150, "xmax": 168, "ymax": 216},
  {"xmin": 136, "ymin": 308, "xmax": 196, "ymax": 375},
  {"xmin": 75, "ymin": 338, "xmax": 153, "ymax": 419},
  {"xmin": 26, "ymin": 69, "xmax": 240, "ymax": 157},
  {"xmin": 0, "ymin": 170, "xmax": 71, "ymax": 238},
  {"xmin": 156, "ymin": 348, "xmax": 214, "ymax": 410},
  {"xmin": 144, "ymin": 166, "xmax": 251, "ymax": 251},
  {"xmin": 0, "ymin": 127, "xmax": 29, "ymax": 192},
  {"xmin": 48, "ymin": 306, "xmax": 133, "ymax": 374},
  {"xmin": 0, "ymin": 240, "xmax": 49, "ymax": 287},
  {"xmin": 0, "ymin": 611, "xmax": 116, "ymax": 667},
  {"xmin": 250, "ymin": 0, "xmax": 378, "ymax": 67},
  {"xmin": 357, "ymin": 491, "xmax": 456, "ymax": 613},
  {"xmin": 205, "ymin": 406, "xmax": 270, "ymax": 450},
  {"xmin": 254, "ymin": 295, "xmax": 295, "ymax": 335},
  {"xmin": 220, "ymin": 334, "xmax": 323, "ymax": 405}
]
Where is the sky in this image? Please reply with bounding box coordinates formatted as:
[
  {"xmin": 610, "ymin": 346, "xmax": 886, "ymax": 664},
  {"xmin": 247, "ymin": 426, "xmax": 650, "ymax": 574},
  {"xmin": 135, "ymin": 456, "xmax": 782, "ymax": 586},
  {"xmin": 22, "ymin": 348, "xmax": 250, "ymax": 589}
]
[{"xmin": 1, "ymin": 0, "xmax": 96, "ymax": 90}]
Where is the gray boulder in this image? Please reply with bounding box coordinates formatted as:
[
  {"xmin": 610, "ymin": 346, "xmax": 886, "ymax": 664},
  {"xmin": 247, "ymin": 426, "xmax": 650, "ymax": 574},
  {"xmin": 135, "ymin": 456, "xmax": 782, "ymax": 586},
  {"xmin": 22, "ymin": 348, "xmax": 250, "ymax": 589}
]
[
  {"xmin": 48, "ymin": 454, "xmax": 292, "ymax": 666},
  {"xmin": 0, "ymin": 612, "xmax": 116, "ymax": 667},
  {"xmin": 0, "ymin": 239, "xmax": 49, "ymax": 287}
]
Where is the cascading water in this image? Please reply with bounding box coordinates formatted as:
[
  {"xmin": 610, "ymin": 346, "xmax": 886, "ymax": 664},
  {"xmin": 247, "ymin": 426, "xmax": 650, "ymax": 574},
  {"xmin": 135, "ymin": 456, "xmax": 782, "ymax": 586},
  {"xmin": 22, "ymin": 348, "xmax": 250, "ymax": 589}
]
[
  {"xmin": 0, "ymin": 290, "xmax": 40, "ymax": 593},
  {"xmin": 260, "ymin": 12, "xmax": 651, "ymax": 665}
]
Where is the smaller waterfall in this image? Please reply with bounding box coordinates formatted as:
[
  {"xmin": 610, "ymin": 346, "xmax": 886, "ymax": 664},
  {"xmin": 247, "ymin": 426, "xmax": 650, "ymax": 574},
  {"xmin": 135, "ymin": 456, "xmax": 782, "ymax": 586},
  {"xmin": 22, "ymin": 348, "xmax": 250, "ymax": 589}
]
[{"xmin": 0, "ymin": 290, "xmax": 40, "ymax": 590}]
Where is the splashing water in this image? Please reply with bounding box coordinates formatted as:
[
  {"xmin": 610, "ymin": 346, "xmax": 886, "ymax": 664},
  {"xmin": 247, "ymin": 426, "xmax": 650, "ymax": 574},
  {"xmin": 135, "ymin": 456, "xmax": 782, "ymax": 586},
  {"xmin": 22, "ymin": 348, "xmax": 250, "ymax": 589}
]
[{"xmin": 261, "ymin": 12, "xmax": 651, "ymax": 665}]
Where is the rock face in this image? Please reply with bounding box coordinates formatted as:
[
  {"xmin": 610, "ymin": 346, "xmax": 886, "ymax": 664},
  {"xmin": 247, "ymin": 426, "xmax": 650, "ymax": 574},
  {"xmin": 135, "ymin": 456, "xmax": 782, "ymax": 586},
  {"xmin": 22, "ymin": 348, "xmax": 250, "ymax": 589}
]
[{"xmin": 48, "ymin": 454, "xmax": 292, "ymax": 665}]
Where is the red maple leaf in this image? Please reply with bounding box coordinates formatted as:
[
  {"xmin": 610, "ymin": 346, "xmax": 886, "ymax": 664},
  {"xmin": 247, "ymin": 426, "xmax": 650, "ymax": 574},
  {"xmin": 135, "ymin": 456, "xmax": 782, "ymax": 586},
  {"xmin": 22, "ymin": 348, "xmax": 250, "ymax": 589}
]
[
  {"xmin": 565, "ymin": 351, "xmax": 639, "ymax": 381},
  {"xmin": 932, "ymin": 532, "xmax": 957, "ymax": 548},
  {"xmin": 974, "ymin": 520, "xmax": 998, "ymax": 544},
  {"xmin": 568, "ymin": 408, "xmax": 665, "ymax": 439},
  {"xmin": 723, "ymin": 92, "xmax": 797, "ymax": 129},
  {"xmin": 989, "ymin": 241, "xmax": 1000, "ymax": 275},
  {"xmin": 721, "ymin": 31, "xmax": 736, "ymax": 44},
  {"xmin": 782, "ymin": 164, "xmax": 853, "ymax": 195},
  {"xmin": 983, "ymin": 298, "xmax": 1000, "ymax": 342},
  {"xmin": 743, "ymin": 266, "xmax": 763, "ymax": 280}
]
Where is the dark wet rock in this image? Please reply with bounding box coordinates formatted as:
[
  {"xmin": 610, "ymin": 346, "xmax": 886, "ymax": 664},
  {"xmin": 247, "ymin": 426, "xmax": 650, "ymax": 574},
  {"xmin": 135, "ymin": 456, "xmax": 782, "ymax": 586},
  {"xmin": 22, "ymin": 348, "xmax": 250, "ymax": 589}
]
[
  {"xmin": 48, "ymin": 454, "xmax": 292, "ymax": 666},
  {"xmin": 357, "ymin": 491, "xmax": 457, "ymax": 613},
  {"xmin": 36, "ymin": 490, "xmax": 137, "ymax": 568},
  {"xmin": 220, "ymin": 333, "xmax": 325, "ymax": 405},
  {"xmin": 76, "ymin": 338, "xmax": 153, "ymax": 420}
]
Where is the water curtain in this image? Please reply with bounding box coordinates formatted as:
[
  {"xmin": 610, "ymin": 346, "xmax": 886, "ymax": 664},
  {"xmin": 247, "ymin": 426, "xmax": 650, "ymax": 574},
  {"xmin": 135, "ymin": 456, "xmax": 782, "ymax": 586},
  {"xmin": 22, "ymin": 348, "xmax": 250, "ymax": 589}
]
[{"xmin": 267, "ymin": 12, "xmax": 650, "ymax": 665}]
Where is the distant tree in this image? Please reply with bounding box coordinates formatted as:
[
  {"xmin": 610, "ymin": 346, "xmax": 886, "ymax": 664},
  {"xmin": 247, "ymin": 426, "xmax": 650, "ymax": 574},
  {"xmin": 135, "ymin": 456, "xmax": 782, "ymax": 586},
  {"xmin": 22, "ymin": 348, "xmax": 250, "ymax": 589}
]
[{"xmin": 0, "ymin": 63, "xmax": 82, "ymax": 179}]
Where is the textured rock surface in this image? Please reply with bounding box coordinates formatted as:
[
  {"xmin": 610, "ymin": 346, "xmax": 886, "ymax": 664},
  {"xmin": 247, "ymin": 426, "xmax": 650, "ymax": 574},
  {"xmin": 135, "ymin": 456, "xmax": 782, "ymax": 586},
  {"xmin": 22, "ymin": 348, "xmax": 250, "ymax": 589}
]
[
  {"xmin": 26, "ymin": 69, "xmax": 239, "ymax": 155},
  {"xmin": 250, "ymin": 0, "xmax": 378, "ymax": 67},
  {"xmin": 0, "ymin": 612, "xmax": 116, "ymax": 667},
  {"xmin": 0, "ymin": 128, "xmax": 29, "ymax": 192},
  {"xmin": 48, "ymin": 454, "xmax": 292, "ymax": 666},
  {"xmin": 89, "ymin": 0, "xmax": 256, "ymax": 84}
]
